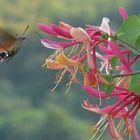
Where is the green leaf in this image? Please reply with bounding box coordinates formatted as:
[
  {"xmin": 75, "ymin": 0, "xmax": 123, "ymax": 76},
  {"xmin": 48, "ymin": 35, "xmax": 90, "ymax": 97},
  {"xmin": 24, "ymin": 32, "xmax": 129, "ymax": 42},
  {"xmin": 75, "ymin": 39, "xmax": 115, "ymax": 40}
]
[
  {"xmin": 118, "ymin": 15, "xmax": 140, "ymax": 55},
  {"xmin": 104, "ymin": 75, "xmax": 113, "ymax": 82},
  {"xmin": 128, "ymin": 75, "xmax": 140, "ymax": 94},
  {"xmin": 119, "ymin": 15, "xmax": 140, "ymax": 44},
  {"xmin": 129, "ymin": 85, "xmax": 140, "ymax": 94},
  {"xmin": 102, "ymin": 75, "xmax": 114, "ymax": 95},
  {"xmin": 135, "ymin": 35, "xmax": 140, "ymax": 51},
  {"xmin": 111, "ymin": 56, "xmax": 119, "ymax": 71},
  {"xmin": 105, "ymin": 84, "xmax": 114, "ymax": 95},
  {"xmin": 85, "ymin": 67, "xmax": 90, "ymax": 73}
]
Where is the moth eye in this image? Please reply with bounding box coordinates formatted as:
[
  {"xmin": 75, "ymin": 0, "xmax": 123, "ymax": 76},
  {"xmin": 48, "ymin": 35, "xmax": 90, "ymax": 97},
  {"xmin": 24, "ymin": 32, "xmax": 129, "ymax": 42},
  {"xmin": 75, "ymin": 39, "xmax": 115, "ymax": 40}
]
[
  {"xmin": 0, "ymin": 51, "xmax": 9, "ymax": 59},
  {"xmin": 5, "ymin": 52, "xmax": 9, "ymax": 57}
]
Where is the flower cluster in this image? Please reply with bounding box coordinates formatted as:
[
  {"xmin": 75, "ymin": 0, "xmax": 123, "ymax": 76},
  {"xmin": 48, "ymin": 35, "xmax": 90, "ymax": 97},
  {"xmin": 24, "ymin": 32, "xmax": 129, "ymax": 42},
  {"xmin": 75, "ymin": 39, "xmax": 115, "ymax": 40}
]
[{"xmin": 38, "ymin": 7, "xmax": 140, "ymax": 140}]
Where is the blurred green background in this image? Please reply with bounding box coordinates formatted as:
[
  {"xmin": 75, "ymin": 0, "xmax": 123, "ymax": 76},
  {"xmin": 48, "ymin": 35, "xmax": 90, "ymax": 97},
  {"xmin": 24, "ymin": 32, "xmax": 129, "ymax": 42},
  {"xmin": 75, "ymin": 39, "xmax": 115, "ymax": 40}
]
[{"xmin": 0, "ymin": 0, "xmax": 140, "ymax": 140}]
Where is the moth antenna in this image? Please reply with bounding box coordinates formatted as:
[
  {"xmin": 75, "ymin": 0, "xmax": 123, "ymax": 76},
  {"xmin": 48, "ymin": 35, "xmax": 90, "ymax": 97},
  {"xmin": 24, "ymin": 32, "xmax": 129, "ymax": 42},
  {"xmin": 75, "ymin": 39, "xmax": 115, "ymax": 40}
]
[{"xmin": 22, "ymin": 25, "xmax": 29, "ymax": 36}]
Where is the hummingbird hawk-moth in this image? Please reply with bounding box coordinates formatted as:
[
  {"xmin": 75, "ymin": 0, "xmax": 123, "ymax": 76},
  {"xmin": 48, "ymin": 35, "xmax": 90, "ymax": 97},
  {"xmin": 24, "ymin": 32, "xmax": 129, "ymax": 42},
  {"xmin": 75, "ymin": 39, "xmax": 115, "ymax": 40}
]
[{"xmin": 0, "ymin": 25, "xmax": 29, "ymax": 62}]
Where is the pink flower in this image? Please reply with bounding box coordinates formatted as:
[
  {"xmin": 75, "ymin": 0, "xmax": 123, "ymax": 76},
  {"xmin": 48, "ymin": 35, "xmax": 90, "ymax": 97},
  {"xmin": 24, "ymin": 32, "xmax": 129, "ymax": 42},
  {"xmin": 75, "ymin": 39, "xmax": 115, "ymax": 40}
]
[
  {"xmin": 42, "ymin": 51, "xmax": 84, "ymax": 91},
  {"xmin": 38, "ymin": 22, "xmax": 93, "ymax": 50},
  {"xmin": 38, "ymin": 7, "xmax": 140, "ymax": 140},
  {"xmin": 119, "ymin": 7, "xmax": 128, "ymax": 20},
  {"xmin": 38, "ymin": 22, "xmax": 78, "ymax": 50},
  {"xmin": 82, "ymin": 91, "xmax": 140, "ymax": 140},
  {"xmin": 38, "ymin": 23, "xmax": 73, "ymax": 39},
  {"xmin": 41, "ymin": 38, "xmax": 80, "ymax": 49}
]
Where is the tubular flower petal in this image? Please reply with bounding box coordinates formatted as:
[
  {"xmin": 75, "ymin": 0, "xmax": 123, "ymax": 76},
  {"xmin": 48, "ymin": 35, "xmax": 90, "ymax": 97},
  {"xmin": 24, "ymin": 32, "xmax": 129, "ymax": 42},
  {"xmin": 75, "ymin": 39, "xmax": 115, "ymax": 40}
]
[
  {"xmin": 55, "ymin": 52, "xmax": 81, "ymax": 66},
  {"xmin": 44, "ymin": 59, "xmax": 64, "ymax": 69},
  {"xmin": 59, "ymin": 21, "xmax": 74, "ymax": 30},
  {"xmin": 119, "ymin": 7, "xmax": 128, "ymax": 20},
  {"xmin": 108, "ymin": 117, "xmax": 124, "ymax": 140},
  {"xmin": 37, "ymin": 23, "xmax": 57, "ymax": 35},
  {"xmin": 70, "ymin": 27, "xmax": 91, "ymax": 44},
  {"xmin": 51, "ymin": 24, "xmax": 73, "ymax": 39},
  {"xmin": 38, "ymin": 23, "xmax": 73, "ymax": 39},
  {"xmin": 41, "ymin": 39, "xmax": 80, "ymax": 49},
  {"xmin": 99, "ymin": 17, "xmax": 110, "ymax": 35}
]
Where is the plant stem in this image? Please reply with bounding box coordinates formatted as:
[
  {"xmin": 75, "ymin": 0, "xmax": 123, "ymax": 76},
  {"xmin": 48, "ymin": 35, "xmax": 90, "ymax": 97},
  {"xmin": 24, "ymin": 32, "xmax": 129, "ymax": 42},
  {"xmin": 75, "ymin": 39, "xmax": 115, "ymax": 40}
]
[
  {"xmin": 117, "ymin": 38, "xmax": 140, "ymax": 55},
  {"xmin": 101, "ymin": 71, "xmax": 140, "ymax": 78},
  {"xmin": 118, "ymin": 38, "xmax": 135, "ymax": 48}
]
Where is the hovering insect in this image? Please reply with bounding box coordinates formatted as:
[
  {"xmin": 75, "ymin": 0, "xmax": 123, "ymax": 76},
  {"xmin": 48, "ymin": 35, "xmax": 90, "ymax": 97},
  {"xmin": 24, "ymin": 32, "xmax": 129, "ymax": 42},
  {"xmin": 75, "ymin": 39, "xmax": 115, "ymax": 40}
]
[{"xmin": 0, "ymin": 25, "xmax": 29, "ymax": 62}]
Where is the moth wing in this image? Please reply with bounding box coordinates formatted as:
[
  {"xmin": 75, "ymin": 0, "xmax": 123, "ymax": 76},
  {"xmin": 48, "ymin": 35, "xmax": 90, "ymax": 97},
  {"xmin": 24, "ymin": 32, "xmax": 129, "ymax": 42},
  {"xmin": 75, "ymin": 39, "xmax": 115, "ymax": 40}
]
[{"xmin": 0, "ymin": 29, "xmax": 16, "ymax": 51}]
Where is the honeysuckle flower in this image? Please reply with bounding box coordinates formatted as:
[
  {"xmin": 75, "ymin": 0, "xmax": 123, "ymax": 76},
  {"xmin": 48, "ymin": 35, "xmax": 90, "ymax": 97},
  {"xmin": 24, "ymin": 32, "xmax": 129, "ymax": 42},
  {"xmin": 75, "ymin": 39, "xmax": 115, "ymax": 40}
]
[
  {"xmin": 82, "ymin": 100, "xmax": 125, "ymax": 140},
  {"xmin": 39, "ymin": 22, "xmax": 103, "ymax": 85},
  {"xmin": 96, "ymin": 40, "xmax": 133, "ymax": 76},
  {"xmin": 43, "ymin": 51, "xmax": 82, "ymax": 85},
  {"xmin": 69, "ymin": 27, "xmax": 99, "ymax": 73},
  {"xmin": 44, "ymin": 52, "xmax": 100, "ymax": 87},
  {"xmin": 37, "ymin": 22, "xmax": 73, "ymax": 39},
  {"xmin": 38, "ymin": 22, "xmax": 80, "ymax": 50},
  {"xmin": 108, "ymin": 41, "xmax": 132, "ymax": 72},
  {"xmin": 43, "ymin": 51, "xmax": 96, "ymax": 91},
  {"xmin": 86, "ymin": 17, "xmax": 112, "ymax": 43},
  {"xmin": 38, "ymin": 22, "xmax": 94, "ymax": 50},
  {"xmin": 82, "ymin": 94, "xmax": 140, "ymax": 140},
  {"xmin": 41, "ymin": 38, "xmax": 80, "ymax": 50},
  {"xmin": 70, "ymin": 27, "xmax": 91, "ymax": 44},
  {"xmin": 38, "ymin": 6, "xmax": 140, "ymax": 140}
]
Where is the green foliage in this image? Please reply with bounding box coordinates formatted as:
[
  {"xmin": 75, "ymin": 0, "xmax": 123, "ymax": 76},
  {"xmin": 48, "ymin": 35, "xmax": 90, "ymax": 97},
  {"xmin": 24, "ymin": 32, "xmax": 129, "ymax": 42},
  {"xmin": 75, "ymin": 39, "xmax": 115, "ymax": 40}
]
[
  {"xmin": 0, "ymin": 0, "xmax": 127, "ymax": 32},
  {"xmin": 0, "ymin": 101, "xmax": 91, "ymax": 140},
  {"xmin": 105, "ymin": 84, "xmax": 115, "ymax": 95},
  {"xmin": 111, "ymin": 56, "xmax": 120, "ymax": 71},
  {"xmin": 135, "ymin": 35, "xmax": 140, "ymax": 51},
  {"xmin": 119, "ymin": 15, "xmax": 140, "ymax": 55},
  {"xmin": 103, "ymin": 75, "xmax": 114, "ymax": 95},
  {"xmin": 45, "ymin": 104, "xmax": 91, "ymax": 140},
  {"xmin": 129, "ymin": 75, "xmax": 140, "ymax": 94},
  {"xmin": 119, "ymin": 16, "xmax": 140, "ymax": 44}
]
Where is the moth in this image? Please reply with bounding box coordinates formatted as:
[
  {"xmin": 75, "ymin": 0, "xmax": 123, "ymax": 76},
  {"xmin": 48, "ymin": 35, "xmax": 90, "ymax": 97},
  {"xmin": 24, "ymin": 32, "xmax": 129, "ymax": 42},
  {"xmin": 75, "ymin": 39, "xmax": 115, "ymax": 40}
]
[{"xmin": 0, "ymin": 25, "xmax": 29, "ymax": 62}]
